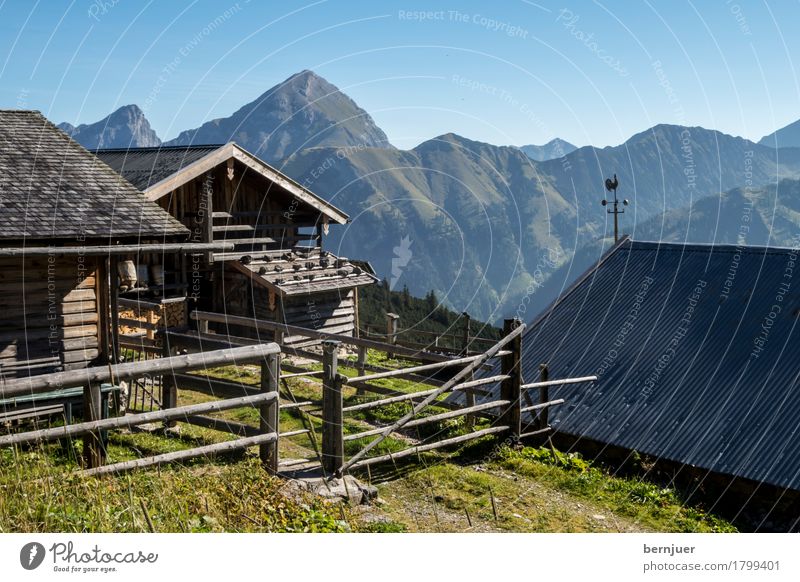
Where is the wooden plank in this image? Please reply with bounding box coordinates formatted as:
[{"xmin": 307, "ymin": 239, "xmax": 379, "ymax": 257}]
[
  {"xmin": 0, "ymin": 243, "xmax": 232, "ymax": 257},
  {"xmin": 322, "ymin": 341, "xmax": 343, "ymax": 476},
  {"xmin": 349, "ymin": 426, "xmax": 509, "ymax": 469},
  {"xmin": 261, "ymin": 352, "xmax": 280, "ymax": 472},
  {"xmin": 172, "ymin": 373, "xmax": 259, "ymax": 399},
  {"xmin": 0, "ymin": 337, "xmax": 98, "ymax": 359},
  {"xmin": 0, "ymin": 343, "xmax": 280, "ymax": 398},
  {"xmin": 520, "ymin": 399, "xmax": 565, "ymax": 414},
  {"xmin": 0, "ymin": 392, "xmax": 278, "ymax": 448},
  {"xmin": 182, "ymin": 414, "xmax": 260, "ymax": 437},
  {"xmin": 344, "ymin": 400, "xmax": 511, "ymax": 441},
  {"xmin": 80, "ymin": 432, "xmax": 278, "ymax": 477},
  {"xmin": 499, "ymin": 319, "xmax": 522, "ymax": 441},
  {"xmin": 339, "ymin": 322, "xmax": 526, "ymax": 474},
  {"xmin": 191, "ymin": 310, "xmax": 452, "ymax": 362},
  {"xmin": 346, "ymin": 354, "xmax": 492, "ymax": 384},
  {"xmin": 82, "ymin": 382, "xmax": 104, "ymax": 468},
  {"xmin": 282, "ymin": 300, "xmax": 354, "ymax": 316},
  {"xmin": 520, "ymin": 375, "xmax": 597, "ymax": 390}
]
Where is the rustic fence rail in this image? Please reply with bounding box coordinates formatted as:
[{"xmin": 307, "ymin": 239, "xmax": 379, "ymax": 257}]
[
  {"xmin": 187, "ymin": 311, "xmax": 597, "ymax": 478},
  {"xmin": 0, "ymin": 343, "xmax": 282, "ymax": 474},
  {"xmin": 1, "ymin": 307, "xmax": 596, "ymax": 481}
]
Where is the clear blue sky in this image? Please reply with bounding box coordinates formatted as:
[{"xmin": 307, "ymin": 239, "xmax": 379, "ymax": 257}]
[{"xmin": 1, "ymin": 0, "xmax": 798, "ymax": 149}]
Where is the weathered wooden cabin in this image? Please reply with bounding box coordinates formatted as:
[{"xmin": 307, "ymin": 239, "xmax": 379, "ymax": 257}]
[
  {"xmin": 0, "ymin": 110, "xmax": 191, "ymax": 384},
  {"xmin": 95, "ymin": 143, "xmax": 377, "ymax": 344}
]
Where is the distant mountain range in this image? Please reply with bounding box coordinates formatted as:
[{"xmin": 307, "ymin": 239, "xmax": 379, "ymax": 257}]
[
  {"xmin": 759, "ymin": 118, "xmax": 800, "ymax": 149},
  {"xmin": 60, "ymin": 70, "xmax": 800, "ymax": 323},
  {"xmin": 519, "ymin": 138, "xmax": 576, "ymax": 161},
  {"xmin": 165, "ymin": 70, "xmax": 392, "ymax": 161},
  {"xmin": 58, "ymin": 104, "xmax": 160, "ymax": 148}
]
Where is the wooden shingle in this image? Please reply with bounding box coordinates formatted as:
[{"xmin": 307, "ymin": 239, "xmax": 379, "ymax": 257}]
[{"xmin": 0, "ymin": 110, "xmax": 189, "ymax": 241}]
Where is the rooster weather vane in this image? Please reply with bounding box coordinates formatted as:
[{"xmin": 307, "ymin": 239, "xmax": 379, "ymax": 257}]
[{"xmin": 601, "ymin": 174, "xmax": 629, "ymax": 243}]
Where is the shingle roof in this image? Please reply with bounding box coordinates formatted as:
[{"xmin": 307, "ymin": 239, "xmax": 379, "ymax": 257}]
[
  {"xmin": 229, "ymin": 248, "xmax": 377, "ymax": 296},
  {"xmin": 94, "ymin": 144, "xmax": 223, "ymax": 190},
  {"xmin": 459, "ymin": 238, "xmax": 800, "ymax": 491},
  {"xmin": 93, "ymin": 142, "xmax": 350, "ymax": 224},
  {"xmin": 0, "ymin": 110, "xmax": 188, "ymax": 241}
]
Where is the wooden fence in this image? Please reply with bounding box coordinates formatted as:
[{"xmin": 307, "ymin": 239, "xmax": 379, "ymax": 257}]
[
  {"xmin": 0, "ymin": 310, "xmax": 596, "ymax": 480},
  {"xmin": 189, "ymin": 311, "xmax": 597, "ymax": 477},
  {"xmin": 0, "ymin": 343, "xmax": 283, "ymax": 475},
  {"xmin": 362, "ymin": 311, "xmax": 497, "ymax": 356}
]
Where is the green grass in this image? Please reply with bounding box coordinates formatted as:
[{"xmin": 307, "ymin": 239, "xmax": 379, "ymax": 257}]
[
  {"xmin": 367, "ymin": 444, "xmax": 736, "ymax": 533},
  {"xmin": 0, "ymin": 444, "xmax": 346, "ymax": 533},
  {"xmin": 0, "ymin": 353, "xmax": 735, "ymax": 533}
]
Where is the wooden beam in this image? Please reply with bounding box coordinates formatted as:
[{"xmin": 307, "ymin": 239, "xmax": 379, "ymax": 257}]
[
  {"xmin": 348, "ymin": 426, "xmax": 508, "ymax": 469},
  {"xmin": 0, "ymin": 392, "xmax": 277, "ymax": 448},
  {"xmin": 520, "ymin": 375, "xmax": 597, "ymax": 390},
  {"xmin": 344, "ymin": 400, "xmax": 511, "ymax": 441},
  {"xmin": 0, "ymin": 343, "xmax": 280, "ymax": 399},
  {"xmin": 321, "ymin": 340, "xmax": 344, "ymax": 477},
  {"xmin": 499, "ymin": 319, "xmax": 522, "ymax": 442},
  {"xmin": 339, "ymin": 321, "xmax": 526, "ymax": 475},
  {"xmin": 260, "ymin": 352, "xmax": 280, "ymax": 473},
  {"xmin": 80, "ymin": 432, "xmax": 277, "ymax": 477},
  {"xmin": 191, "ymin": 310, "xmax": 451, "ymax": 363},
  {"xmin": 0, "ymin": 242, "xmax": 233, "ymax": 257},
  {"xmin": 345, "ymin": 353, "xmax": 495, "ymax": 384}
]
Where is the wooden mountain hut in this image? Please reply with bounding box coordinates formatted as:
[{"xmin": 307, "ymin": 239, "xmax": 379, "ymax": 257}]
[
  {"xmin": 0, "ymin": 110, "xmax": 199, "ymax": 391},
  {"xmin": 94, "ymin": 143, "xmax": 377, "ymax": 345}
]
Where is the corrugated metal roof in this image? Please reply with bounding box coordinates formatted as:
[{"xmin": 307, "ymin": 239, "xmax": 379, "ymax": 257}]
[
  {"xmin": 93, "ymin": 144, "xmax": 223, "ymax": 190},
  {"xmin": 457, "ymin": 238, "xmax": 800, "ymax": 491}
]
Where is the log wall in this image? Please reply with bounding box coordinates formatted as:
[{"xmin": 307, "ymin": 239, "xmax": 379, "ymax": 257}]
[{"xmin": 0, "ymin": 255, "xmax": 102, "ymax": 378}]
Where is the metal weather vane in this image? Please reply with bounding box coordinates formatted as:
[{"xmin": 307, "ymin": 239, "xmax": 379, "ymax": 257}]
[{"xmin": 601, "ymin": 173, "xmax": 628, "ymax": 243}]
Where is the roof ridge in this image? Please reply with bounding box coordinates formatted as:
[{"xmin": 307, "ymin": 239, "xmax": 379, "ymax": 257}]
[
  {"xmin": 630, "ymin": 239, "xmax": 800, "ymax": 254},
  {"xmin": 91, "ymin": 144, "xmax": 225, "ymax": 153}
]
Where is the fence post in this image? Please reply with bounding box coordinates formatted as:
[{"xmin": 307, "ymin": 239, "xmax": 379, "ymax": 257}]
[
  {"xmin": 260, "ymin": 352, "xmax": 280, "ymax": 473},
  {"xmin": 82, "ymin": 382, "xmax": 105, "ymax": 468},
  {"xmin": 355, "ymin": 345, "xmax": 367, "ymax": 396},
  {"xmin": 197, "ymin": 317, "xmax": 209, "ymax": 335},
  {"xmin": 461, "ymin": 312, "xmax": 471, "ymax": 355},
  {"xmin": 538, "ymin": 363, "xmax": 549, "ymax": 431},
  {"xmin": 322, "ymin": 340, "xmax": 344, "ymax": 476},
  {"xmin": 386, "ymin": 312, "xmax": 399, "ymax": 358},
  {"xmin": 161, "ymin": 340, "xmax": 178, "ymax": 428},
  {"xmin": 499, "ymin": 318, "xmax": 522, "ymax": 443},
  {"xmin": 464, "ymin": 371, "xmax": 476, "ymax": 429}
]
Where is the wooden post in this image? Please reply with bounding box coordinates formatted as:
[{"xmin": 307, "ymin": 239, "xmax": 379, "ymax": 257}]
[
  {"xmin": 353, "ymin": 288, "xmax": 360, "ymax": 339},
  {"xmin": 355, "ymin": 345, "xmax": 367, "ymax": 397},
  {"xmin": 322, "ymin": 340, "xmax": 344, "ymax": 476},
  {"xmin": 260, "ymin": 352, "xmax": 280, "ymax": 473},
  {"xmin": 499, "ymin": 318, "xmax": 522, "ymax": 442},
  {"xmin": 538, "ymin": 363, "xmax": 549, "ymax": 431},
  {"xmin": 464, "ymin": 374, "xmax": 476, "ymax": 429},
  {"xmin": 110, "ymin": 256, "xmax": 120, "ymax": 364},
  {"xmin": 386, "ymin": 312, "xmax": 399, "ymax": 359},
  {"xmin": 202, "ymin": 171, "xmax": 214, "ymax": 263},
  {"xmin": 82, "ymin": 382, "xmax": 105, "ymax": 468},
  {"xmin": 161, "ymin": 340, "xmax": 178, "ymax": 428},
  {"xmin": 461, "ymin": 312, "xmax": 471, "ymax": 355}
]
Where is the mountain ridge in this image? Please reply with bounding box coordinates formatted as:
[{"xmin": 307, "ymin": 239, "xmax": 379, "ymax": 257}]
[
  {"xmin": 519, "ymin": 138, "xmax": 576, "ymax": 161},
  {"xmin": 59, "ymin": 71, "xmax": 800, "ymax": 322},
  {"xmin": 163, "ymin": 70, "xmax": 392, "ymax": 163},
  {"xmin": 58, "ymin": 104, "xmax": 161, "ymax": 148}
]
